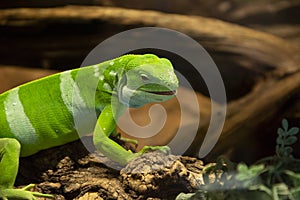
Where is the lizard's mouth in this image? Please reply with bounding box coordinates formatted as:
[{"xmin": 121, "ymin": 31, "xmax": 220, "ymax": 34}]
[
  {"xmin": 139, "ymin": 84, "xmax": 177, "ymax": 96},
  {"xmin": 146, "ymin": 90, "xmax": 176, "ymax": 95}
]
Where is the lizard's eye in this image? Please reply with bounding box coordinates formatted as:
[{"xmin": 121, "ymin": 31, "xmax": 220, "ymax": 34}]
[{"xmin": 141, "ymin": 74, "xmax": 149, "ymax": 82}]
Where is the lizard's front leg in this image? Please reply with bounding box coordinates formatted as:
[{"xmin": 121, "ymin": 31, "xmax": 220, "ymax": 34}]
[
  {"xmin": 93, "ymin": 105, "xmax": 136, "ymax": 165},
  {"xmin": 0, "ymin": 138, "xmax": 53, "ymax": 200},
  {"xmin": 93, "ymin": 105, "xmax": 170, "ymax": 166}
]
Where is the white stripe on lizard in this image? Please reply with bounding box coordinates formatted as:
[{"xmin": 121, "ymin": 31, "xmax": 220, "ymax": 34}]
[
  {"xmin": 4, "ymin": 88, "xmax": 38, "ymax": 144},
  {"xmin": 59, "ymin": 70, "xmax": 97, "ymax": 134}
]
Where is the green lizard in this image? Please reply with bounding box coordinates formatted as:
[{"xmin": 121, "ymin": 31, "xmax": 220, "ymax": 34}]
[{"xmin": 0, "ymin": 54, "xmax": 178, "ymax": 199}]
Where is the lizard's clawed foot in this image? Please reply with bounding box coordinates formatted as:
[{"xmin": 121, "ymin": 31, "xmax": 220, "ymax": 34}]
[
  {"xmin": 126, "ymin": 145, "xmax": 171, "ymax": 163},
  {"xmin": 113, "ymin": 133, "xmax": 138, "ymax": 146},
  {"xmin": 119, "ymin": 137, "xmax": 138, "ymax": 146},
  {"xmin": 138, "ymin": 145, "xmax": 170, "ymax": 154},
  {"xmin": 0, "ymin": 184, "xmax": 54, "ymax": 200}
]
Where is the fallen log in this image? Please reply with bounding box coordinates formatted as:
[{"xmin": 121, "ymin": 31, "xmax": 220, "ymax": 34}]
[{"xmin": 0, "ymin": 6, "xmax": 299, "ymax": 74}]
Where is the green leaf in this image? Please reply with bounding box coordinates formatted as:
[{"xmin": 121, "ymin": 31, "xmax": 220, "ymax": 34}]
[
  {"xmin": 284, "ymin": 170, "xmax": 300, "ymax": 186},
  {"xmin": 237, "ymin": 163, "xmax": 248, "ymax": 173},
  {"xmin": 282, "ymin": 119, "xmax": 289, "ymax": 131},
  {"xmin": 288, "ymin": 127, "xmax": 299, "ymax": 136},
  {"xmin": 175, "ymin": 192, "xmax": 195, "ymax": 200},
  {"xmin": 284, "ymin": 136, "xmax": 298, "ymax": 145},
  {"xmin": 273, "ymin": 183, "xmax": 291, "ymax": 196},
  {"xmin": 290, "ymin": 187, "xmax": 300, "ymax": 199},
  {"xmin": 249, "ymin": 184, "xmax": 272, "ymax": 197},
  {"xmin": 284, "ymin": 146, "xmax": 293, "ymax": 154},
  {"xmin": 277, "ymin": 128, "xmax": 286, "ymax": 137},
  {"xmin": 276, "ymin": 137, "xmax": 284, "ymax": 145},
  {"xmin": 292, "ymin": 191, "xmax": 300, "ymax": 200},
  {"xmin": 236, "ymin": 164, "xmax": 264, "ymax": 182},
  {"xmin": 285, "ymin": 170, "xmax": 300, "ymax": 180},
  {"xmin": 249, "ymin": 164, "xmax": 265, "ymax": 175}
]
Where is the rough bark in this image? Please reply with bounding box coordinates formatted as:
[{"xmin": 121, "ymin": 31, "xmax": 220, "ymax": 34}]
[{"xmin": 18, "ymin": 137, "xmax": 204, "ymax": 199}]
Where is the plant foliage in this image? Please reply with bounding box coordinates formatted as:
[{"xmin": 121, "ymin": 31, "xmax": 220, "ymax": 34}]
[{"xmin": 176, "ymin": 119, "xmax": 300, "ymax": 200}]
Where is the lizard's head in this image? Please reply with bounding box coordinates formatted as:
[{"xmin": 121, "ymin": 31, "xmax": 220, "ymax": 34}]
[{"xmin": 118, "ymin": 54, "xmax": 179, "ymax": 108}]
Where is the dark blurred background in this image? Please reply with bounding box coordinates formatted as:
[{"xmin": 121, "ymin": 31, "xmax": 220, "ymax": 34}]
[{"xmin": 0, "ymin": 0, "xmax": 299, "ymax": 69}]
